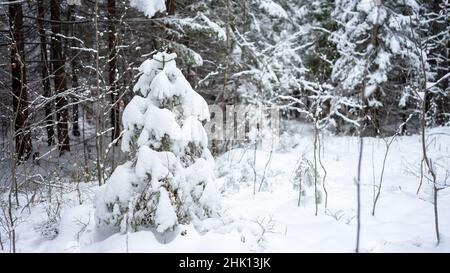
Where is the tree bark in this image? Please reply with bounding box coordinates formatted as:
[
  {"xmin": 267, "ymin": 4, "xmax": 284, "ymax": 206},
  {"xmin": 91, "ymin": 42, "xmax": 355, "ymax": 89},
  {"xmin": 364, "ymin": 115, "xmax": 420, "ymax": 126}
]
[
  {"xmin": 37, "ymin": 0, "xmax": 55, "ymax": 146},
  {"xmin": 95, "ymin": 0, "xmax": 104, "ymax": 185},
  {"xmin": 166, "ymin": 0, "xmax": 175, "ymax": 15},
  {"xmin": 68, "ymin": 4, "xmax": 80, "ymax": 137},
  {"xmin": 9, "ymin": 0, "xmax": 32, "ymax": 161},
  {"xmin": 50, "ymin": 0, "xmax": 70, "ymax": 154},
  {"xmin": 108, "ymin": 0, "xmax": 120, "ymax": 143}
]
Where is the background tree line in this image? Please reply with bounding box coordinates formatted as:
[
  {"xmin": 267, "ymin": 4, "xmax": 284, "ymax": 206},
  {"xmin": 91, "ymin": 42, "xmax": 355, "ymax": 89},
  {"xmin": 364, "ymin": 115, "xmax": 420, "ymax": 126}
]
[{"xmin": 0, "ymin": 0, "xmax": 448, "ymax": 172}]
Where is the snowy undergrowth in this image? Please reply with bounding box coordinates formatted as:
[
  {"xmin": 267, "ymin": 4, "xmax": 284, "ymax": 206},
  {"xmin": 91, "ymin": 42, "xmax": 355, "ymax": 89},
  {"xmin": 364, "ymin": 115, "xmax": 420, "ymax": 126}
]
[{"xmin": 2, "ymin": 121, "xmax": 450, "ymax": 252}]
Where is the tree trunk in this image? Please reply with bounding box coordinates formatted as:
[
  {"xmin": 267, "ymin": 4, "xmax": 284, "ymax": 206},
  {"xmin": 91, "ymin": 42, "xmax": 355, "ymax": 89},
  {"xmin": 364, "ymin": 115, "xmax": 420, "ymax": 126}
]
[
  {"xmin": 50, "ymin": 0, "xmax": 70, "ymax": 154},
  {"xmin": 37, "ymin": 0, "xmax": 55, "ymax": 146},
  {"xmin": 166, "ymin": 0, "xmax": 175, "ymax": 15},
  {"xmin": 108, "ymin": 0, "xmax": 120, "ymax": 143},
  {"xmin": 9, "ymin": 0, "xmax": 32, "ymax": 161},
  {"xmin": 95, "ymin": 0, "xmax": 104, "ymax": 185},
  {"xmin": 68, "ymin": 4, "xmax": 80, "ymax": 137}
]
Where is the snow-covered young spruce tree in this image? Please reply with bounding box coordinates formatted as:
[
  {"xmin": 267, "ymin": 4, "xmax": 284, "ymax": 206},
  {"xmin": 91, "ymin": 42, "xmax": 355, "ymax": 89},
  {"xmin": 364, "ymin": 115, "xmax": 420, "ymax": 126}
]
[{"xmin": 95, "ymin": 52, "xmax": 221, "ymax": 234}]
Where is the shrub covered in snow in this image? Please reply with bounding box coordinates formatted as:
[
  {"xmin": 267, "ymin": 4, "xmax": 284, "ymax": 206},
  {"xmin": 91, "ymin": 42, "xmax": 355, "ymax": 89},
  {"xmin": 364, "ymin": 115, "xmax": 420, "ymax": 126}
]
[
  {"xmin": 95, "ymin": 52, "xmax": 220, "ymax": 234},
  {"xmin": 291, "ymin": 157, "xmax": 323, "ymax": 206}
]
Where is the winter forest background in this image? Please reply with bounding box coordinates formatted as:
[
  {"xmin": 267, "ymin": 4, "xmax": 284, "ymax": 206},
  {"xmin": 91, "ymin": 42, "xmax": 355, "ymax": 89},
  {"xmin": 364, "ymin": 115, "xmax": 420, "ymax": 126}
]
[{"xmin": 0, "ymin": 0, "xmax": 449, "ymax": 253}]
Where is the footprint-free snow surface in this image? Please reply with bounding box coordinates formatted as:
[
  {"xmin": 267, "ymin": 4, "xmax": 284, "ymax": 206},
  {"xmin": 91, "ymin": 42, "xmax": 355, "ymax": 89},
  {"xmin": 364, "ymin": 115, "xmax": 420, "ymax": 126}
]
[{"xmin": 8, "ymin": 122, "xmax": 450, "ymax": 252}]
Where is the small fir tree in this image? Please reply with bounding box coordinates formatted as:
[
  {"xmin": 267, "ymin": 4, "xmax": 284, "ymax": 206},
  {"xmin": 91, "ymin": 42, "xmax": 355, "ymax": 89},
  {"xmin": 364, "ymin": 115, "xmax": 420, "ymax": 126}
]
[{"xmin": 95, "ymin": 52, "xmax": 220, "ymax": 234}]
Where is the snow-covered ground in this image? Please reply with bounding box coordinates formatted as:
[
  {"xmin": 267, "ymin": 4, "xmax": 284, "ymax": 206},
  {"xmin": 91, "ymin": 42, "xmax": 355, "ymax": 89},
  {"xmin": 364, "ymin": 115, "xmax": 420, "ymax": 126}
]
[{"xmin": 3, "ymin": 122, "xmax": 450, "ymax": 252}]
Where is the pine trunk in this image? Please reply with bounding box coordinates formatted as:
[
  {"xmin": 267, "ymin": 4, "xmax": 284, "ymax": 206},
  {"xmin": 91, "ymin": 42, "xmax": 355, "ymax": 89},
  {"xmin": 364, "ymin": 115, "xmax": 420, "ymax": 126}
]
[
  {"xmin": 108, "ymin": 0, "xmax": 120, "ymax": 143},
  {"xmin": 166, "ymin": 0, "xmax": 175, "ymax": 15},
  {"xmin": 68, "ymin": 4, "xmax": 80, "ymax": 137},
  {"xmin": 9, "ymin": 0, "xmax": 32, "ymax": 161},
  {"xmin": 50, "ymin": 0, "xmax": 70, "ymax": 154},
  {"xmin": 37, "ymin": 0, "xmax": 55, "ymax": 146}
]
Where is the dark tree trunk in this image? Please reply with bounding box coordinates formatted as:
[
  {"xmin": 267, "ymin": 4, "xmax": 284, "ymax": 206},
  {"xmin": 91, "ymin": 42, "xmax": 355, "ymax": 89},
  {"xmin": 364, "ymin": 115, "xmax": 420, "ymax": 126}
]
[
  {"xmin": 50, "ymin": 0, "xmax": 70, "ymax": 154},
  {"xmin": 108, "ymin": 0, "xmax": 120, "ymax": 143},
  {"xmin": 9, "ymin": 0, "xmax": 32, "ymax": 161},
  {"xmin": 37, "ymin": 0, "xmax": 55, "ymax": 146},
  {"xmin": 68, "ymin": 4, "xmax": 80, "ymax": 137},
  {"xmin": 70, "ymin": 63, "xmax": 80, "ymax": 137},
  {"xmin": 166, "ymin": 0, "xmax": 175, "ymax": 15}
]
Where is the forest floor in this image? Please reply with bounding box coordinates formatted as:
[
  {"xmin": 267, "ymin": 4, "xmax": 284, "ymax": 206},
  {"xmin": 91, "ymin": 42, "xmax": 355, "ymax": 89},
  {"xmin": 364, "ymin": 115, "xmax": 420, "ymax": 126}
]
[{"xmin": 2, "ymin": 121, "xmax": 450, "ymax": 252}]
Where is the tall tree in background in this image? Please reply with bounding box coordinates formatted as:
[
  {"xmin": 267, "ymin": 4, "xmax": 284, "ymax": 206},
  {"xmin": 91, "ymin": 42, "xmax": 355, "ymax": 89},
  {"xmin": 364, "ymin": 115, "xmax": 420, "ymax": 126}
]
[
  {"xmin": 68, "ymin": 3, "xmax": 80, "ymax": 137},
  {"xmin": 94, "ymin": 0, "xmax": 104, "ymax": 185},
  {"xmin": 50, "ymin": 0, "xmax": 70, "ymax": 154},
  {"xmin": 108, "ymin": 0, "xmax": 120, "ymax": 142},
  {"xmin": 9, "ymin": 0, "xmax": 32, "ymax": 160},
  {"xmin": 37, "ymin": 0, "xmax": 55, "ymax": 146}
]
